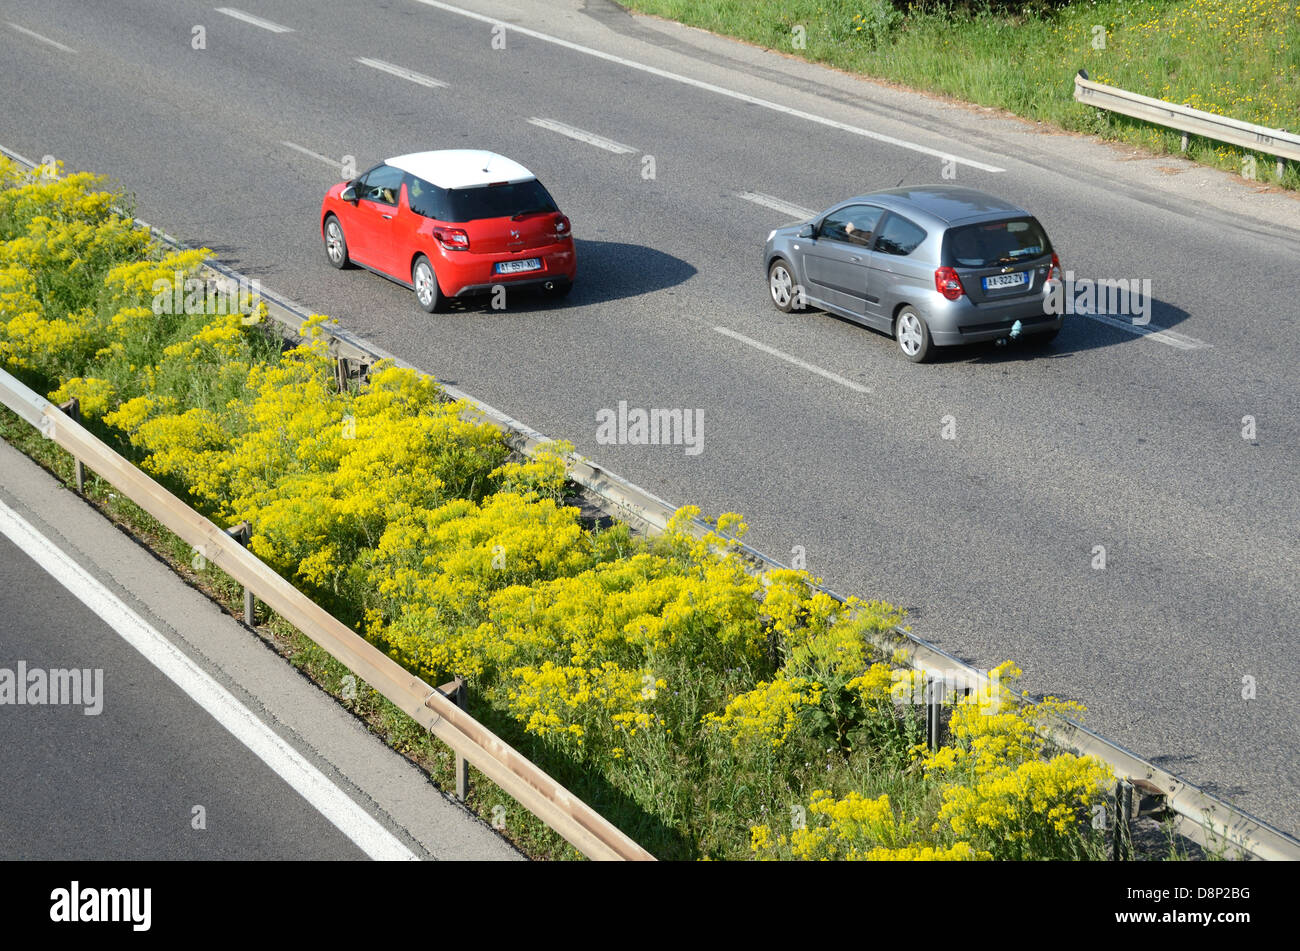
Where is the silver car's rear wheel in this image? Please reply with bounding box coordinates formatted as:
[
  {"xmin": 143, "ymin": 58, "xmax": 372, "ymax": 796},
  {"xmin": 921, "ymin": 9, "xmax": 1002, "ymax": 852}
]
[
  {"xmin": 769, "ymin": 259, "xmax": 804, "ymax": 314},
  {"xmin": 896, "ymin": 308, "xmax": 932, "ymax": 363}
]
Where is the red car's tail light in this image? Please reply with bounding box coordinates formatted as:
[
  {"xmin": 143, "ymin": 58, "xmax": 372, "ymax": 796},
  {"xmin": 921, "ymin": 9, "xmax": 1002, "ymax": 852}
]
[
  {"xmin": 433, "ymin": 226, "xmax": 470, "ymax": 251},
  {"xmin": 1048, "ymin": 252, "xmax": 1062, "ymax": 282},
  {"xmin": 934, "ymin": 266, "xmax": 965, "ymax": 301},
  {"xmin": 554, "ymin": 214, "xmax": 571, "ymax": 238}
]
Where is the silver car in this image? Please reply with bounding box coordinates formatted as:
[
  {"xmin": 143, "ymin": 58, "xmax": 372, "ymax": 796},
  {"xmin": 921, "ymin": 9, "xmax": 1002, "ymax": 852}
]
[{"xmin": 763, "ymin": 185, "xmax": 1063, "ymax": 362}]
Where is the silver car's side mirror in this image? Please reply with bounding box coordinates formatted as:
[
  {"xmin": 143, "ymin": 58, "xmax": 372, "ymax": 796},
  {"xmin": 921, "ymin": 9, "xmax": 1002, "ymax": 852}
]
[
  {"xmin": 798, "ymin": 223, "xmax": 815, "ymax": 238},
  {"xmin": 340, "ymin": 184, "xmax": 358, "ymax": 203}
]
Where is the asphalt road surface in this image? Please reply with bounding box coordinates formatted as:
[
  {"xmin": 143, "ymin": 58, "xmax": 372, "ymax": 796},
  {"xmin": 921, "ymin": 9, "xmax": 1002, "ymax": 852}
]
[
  {"xmin": 0, "ymin": 530, "xmax": 375, "ymax": 860},
  {"xmin": 1, "ymin": 0, "xmax": 1297, "ymax": 835}
]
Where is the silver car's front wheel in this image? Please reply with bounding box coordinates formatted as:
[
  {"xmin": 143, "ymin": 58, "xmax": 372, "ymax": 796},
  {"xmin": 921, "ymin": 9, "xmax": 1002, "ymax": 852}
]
[
  {"xmin": 412, "ymin": 255, "xmax": 445, "ymax": 313},
  {"xmin": 896, "ymin": 308, "xmax": 932, "ymax": 363},
  {"xmin": 768, "ymin": 259, "xmax": 800, "ymax": 313}
]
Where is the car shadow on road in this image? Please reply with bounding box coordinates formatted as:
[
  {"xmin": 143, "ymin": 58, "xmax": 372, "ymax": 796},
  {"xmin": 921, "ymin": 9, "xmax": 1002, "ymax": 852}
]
[
  {"xmin": 443, "ymin": 238, "xmax": 696, "ymax": 313},
  {"xmin": 949, "ymin": 296, "xmax": 1195, "ymax": 365}
]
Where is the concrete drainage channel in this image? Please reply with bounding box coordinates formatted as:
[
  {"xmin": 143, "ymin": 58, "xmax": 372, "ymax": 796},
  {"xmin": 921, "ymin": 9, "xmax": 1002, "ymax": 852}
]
[{"xmin": 5, "ymin": 146, "xmax": 1298, "ymax": 860}]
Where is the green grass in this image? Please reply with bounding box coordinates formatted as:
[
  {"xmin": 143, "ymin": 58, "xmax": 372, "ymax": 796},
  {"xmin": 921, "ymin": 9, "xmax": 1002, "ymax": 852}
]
[{"xmin": 619, "ymin": 0, "xmax": 1300, "ymax": 187}]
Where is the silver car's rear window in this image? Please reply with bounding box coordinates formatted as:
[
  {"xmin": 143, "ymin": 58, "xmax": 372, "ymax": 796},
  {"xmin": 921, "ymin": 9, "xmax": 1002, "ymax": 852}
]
[{"xmin": 945, "ymin": 217, "xmax": 1050, "ymax": 268}]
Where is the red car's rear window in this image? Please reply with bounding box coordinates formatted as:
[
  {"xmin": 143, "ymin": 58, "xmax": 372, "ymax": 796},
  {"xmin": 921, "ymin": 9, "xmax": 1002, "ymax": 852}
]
[{"xmin": 406, "ymin": 175, "xmax": 559, "ymax": 223}]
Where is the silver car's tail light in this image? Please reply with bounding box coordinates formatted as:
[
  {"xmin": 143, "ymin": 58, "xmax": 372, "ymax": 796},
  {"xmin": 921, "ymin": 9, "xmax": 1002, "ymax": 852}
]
[{"xmin": 934, "ymin": 266, "xmax": 965, "ymax": 301}]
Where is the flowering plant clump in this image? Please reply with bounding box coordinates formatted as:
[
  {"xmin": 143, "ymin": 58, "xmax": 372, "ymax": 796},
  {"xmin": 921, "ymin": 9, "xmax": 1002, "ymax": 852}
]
[
  {"xmin": 904, "ymin": 664, "xmax": 1113, "ymax": 859},
  {"xmin": 703, "ymin": 676, "xmax": 825, "ymax": 748},
  {"xmin": 750, "ymin": 790, "xmax": 941, "ymax": 861},
  {"xmin": 1, "ymin": 159, "xmax": 1119, "ymax": 861},
  {"xmin": 934, "ymin": 753, "xmax": 1113, "ymax": 859}
]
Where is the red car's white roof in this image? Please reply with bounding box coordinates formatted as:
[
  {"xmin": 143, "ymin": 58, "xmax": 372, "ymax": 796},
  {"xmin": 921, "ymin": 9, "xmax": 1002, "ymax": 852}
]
[{"xmin": 385, "ymin": 150, "xmax": 535, "ymax": 189}]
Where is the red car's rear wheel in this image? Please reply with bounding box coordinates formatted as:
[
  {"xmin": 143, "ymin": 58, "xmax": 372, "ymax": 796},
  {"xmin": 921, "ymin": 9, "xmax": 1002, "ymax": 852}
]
[{"xmin": 413, "ymin": 255, "xmax": 447, "ymax": 313}]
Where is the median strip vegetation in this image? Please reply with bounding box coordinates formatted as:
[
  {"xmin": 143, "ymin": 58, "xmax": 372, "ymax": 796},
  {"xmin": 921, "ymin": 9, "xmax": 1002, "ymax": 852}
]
[
  {"xmin": 2, "ymin": 158, "xmax": 1152, "ymax": 860},
  {"xmin": 619, "ymin": 0, "xmax": 1299, "ymax": 188}
]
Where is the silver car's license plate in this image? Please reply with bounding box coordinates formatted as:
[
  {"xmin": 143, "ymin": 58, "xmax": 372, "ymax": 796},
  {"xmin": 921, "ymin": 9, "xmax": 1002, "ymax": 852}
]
[
  {"xmin": 495, "ymin": 258, "xmax": 542, "ymax": 274},
  {"xmin": 983, "ymin": 272, "xmax": 1028, "ymax": 290}
]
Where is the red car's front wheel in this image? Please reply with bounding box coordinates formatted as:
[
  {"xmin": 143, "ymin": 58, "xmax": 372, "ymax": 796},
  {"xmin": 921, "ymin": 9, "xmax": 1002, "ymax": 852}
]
[
  {"xmin": 323, "ymin": 215, "xmax": 350, "ymax": 269},
  {"xmin": 412, "ymin": 255, "xmax": 447, "ymax": 313}
]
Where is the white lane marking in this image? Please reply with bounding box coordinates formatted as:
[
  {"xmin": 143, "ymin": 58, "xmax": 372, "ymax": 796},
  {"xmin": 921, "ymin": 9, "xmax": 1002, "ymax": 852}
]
[
  {"xmin": 0, "ymin": 501, "xmax": 419, "ymax": 862},
  {"xmin": 283, "ymin": 140, "xmax": 344, "ymax": 172},
  {"xmin": 738, "ymin": 191, "xmax": 817, "ymax": 220},
  {"xmin": 355, "ymin": 57, "xmax": 447, "ymax": 89},
  {"xmin": 7, "ymin": 22, "xmax": 76, "ymax": 53},
  {"xmin": 527, "ymin": 117, "xmax": 636, "ymax": 154},
  {"xmin": 215, "ymin": 7, "xmax": 294, "ymax": 33},
  {"xmin": 412, "ymin": 0, "xmax": 1005, "ymax": 173},
  {"xmin": 1083, "ymin": 313, "xmax": 1209, "ymax": 349},
  {"xmin": 714, "ymin": 326, "xmax": 871, "ymax": 393}
]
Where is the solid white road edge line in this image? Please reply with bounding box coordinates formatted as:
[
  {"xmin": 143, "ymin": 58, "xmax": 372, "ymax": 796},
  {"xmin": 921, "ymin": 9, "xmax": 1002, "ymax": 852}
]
[
  {"xmin": 0, "ymin": 500, "xmax": 419, "ymax": 861},
  {"xmin": 412, "ymin": 0, "xmax": 1005, "ymax": 173},
  {"xmin": 714, "ymin": 326, "xmax": 871, "ymax": 393}
]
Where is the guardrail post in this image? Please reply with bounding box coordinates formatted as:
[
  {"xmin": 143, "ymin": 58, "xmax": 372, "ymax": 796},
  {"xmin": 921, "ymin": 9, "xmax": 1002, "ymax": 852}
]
[
  {"xmin": 924, "ymin": 675, "xmax": 944, "ymax": 750},
  {"xmin": 224, "ymin": 521, "xmax": 255, "ymax": 625},
  {"xmin": 440, "ymin": 677, "xmax": 469, "ymax": 799},
  {"xmin": 1180, "ymin": 132, "xmax": 1189, "ymax": 153},
  {"xmin": 57, "ymin": 398, "xmax": 85, "ymax": 493},
  {"xmin": 1112, "ymin": 779, "xmax": 1135, "ymax": 861},
  {"xmin": 335, "ymin": 356, "xmax": 349, "ymax": 393}
]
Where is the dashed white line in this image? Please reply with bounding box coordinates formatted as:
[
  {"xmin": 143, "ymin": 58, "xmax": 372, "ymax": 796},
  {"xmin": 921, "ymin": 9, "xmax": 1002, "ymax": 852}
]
[
  {"xmin": 1083, "ymin": 313, "xmax": 1209, "ymax": 349},
  {"xmin": 713, "ymin": 326, "xmax": 871, "ymax": 394},
  {"xmin": 355, "ymin": 57, "xmax": 447, "ymax": 89},
  {"xmin": 215, "ymin": 7, "xmax": 294, "ymax": 33},
  {"xmin": 7, "ymin": 22, "xmax": 76, "ymax": 53},
  {"xmin": 0, "ymin": 500, "xmax": 418, "ymax": 862},
  {"xmin": 527, "ymin": 118, "xmax": 637, "ymax": 154},
  {"xmin": 738, "ymin": 191, "xmax": 817, "ymax": 221},
  {"xmin": 411, "ymin": 0, "xmax": 1005, "ymax": 173},
  {"xmin": 282, "ymin": 140, "xmax": 344, "ymax": 172}
]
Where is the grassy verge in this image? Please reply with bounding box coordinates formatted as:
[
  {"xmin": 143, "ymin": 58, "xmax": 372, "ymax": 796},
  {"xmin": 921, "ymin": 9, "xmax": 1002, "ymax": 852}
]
[{"xmin": 619, "ymin": 0, "xmax": 1300, "ymax": 188}]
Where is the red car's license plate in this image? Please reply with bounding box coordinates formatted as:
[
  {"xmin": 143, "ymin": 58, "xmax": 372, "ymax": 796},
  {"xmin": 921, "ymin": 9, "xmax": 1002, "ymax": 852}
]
[{"xmin": 495, "ymin": 258, "xmax": 542, "ymax": 274}]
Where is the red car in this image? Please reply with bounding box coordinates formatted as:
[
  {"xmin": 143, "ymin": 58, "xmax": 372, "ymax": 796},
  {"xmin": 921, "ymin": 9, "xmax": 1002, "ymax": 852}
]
[{"xmin": 320, "ymin": 150, "xmax": 575, "ymax": 311}]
